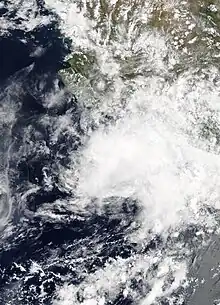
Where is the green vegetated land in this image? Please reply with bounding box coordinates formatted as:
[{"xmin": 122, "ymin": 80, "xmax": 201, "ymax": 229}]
[{"xmin": 61, "ymin": 0, "xmax": 220, "ymax": 79}]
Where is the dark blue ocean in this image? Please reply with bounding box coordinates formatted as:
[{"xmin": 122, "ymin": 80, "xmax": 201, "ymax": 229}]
[{"xmin": 0, "ymin": 2, "xmax": 143, "ymax": 304}]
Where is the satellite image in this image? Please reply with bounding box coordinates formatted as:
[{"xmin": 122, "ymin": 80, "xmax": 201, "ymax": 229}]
[{"xmin": 1, "ymin": 0, "xmax": 220, "ymax": 304}]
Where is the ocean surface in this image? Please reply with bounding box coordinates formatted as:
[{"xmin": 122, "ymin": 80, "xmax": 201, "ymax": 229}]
[{"xmin": 1, "ymin": 0, "xmax": 220, "ymax": 304}]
